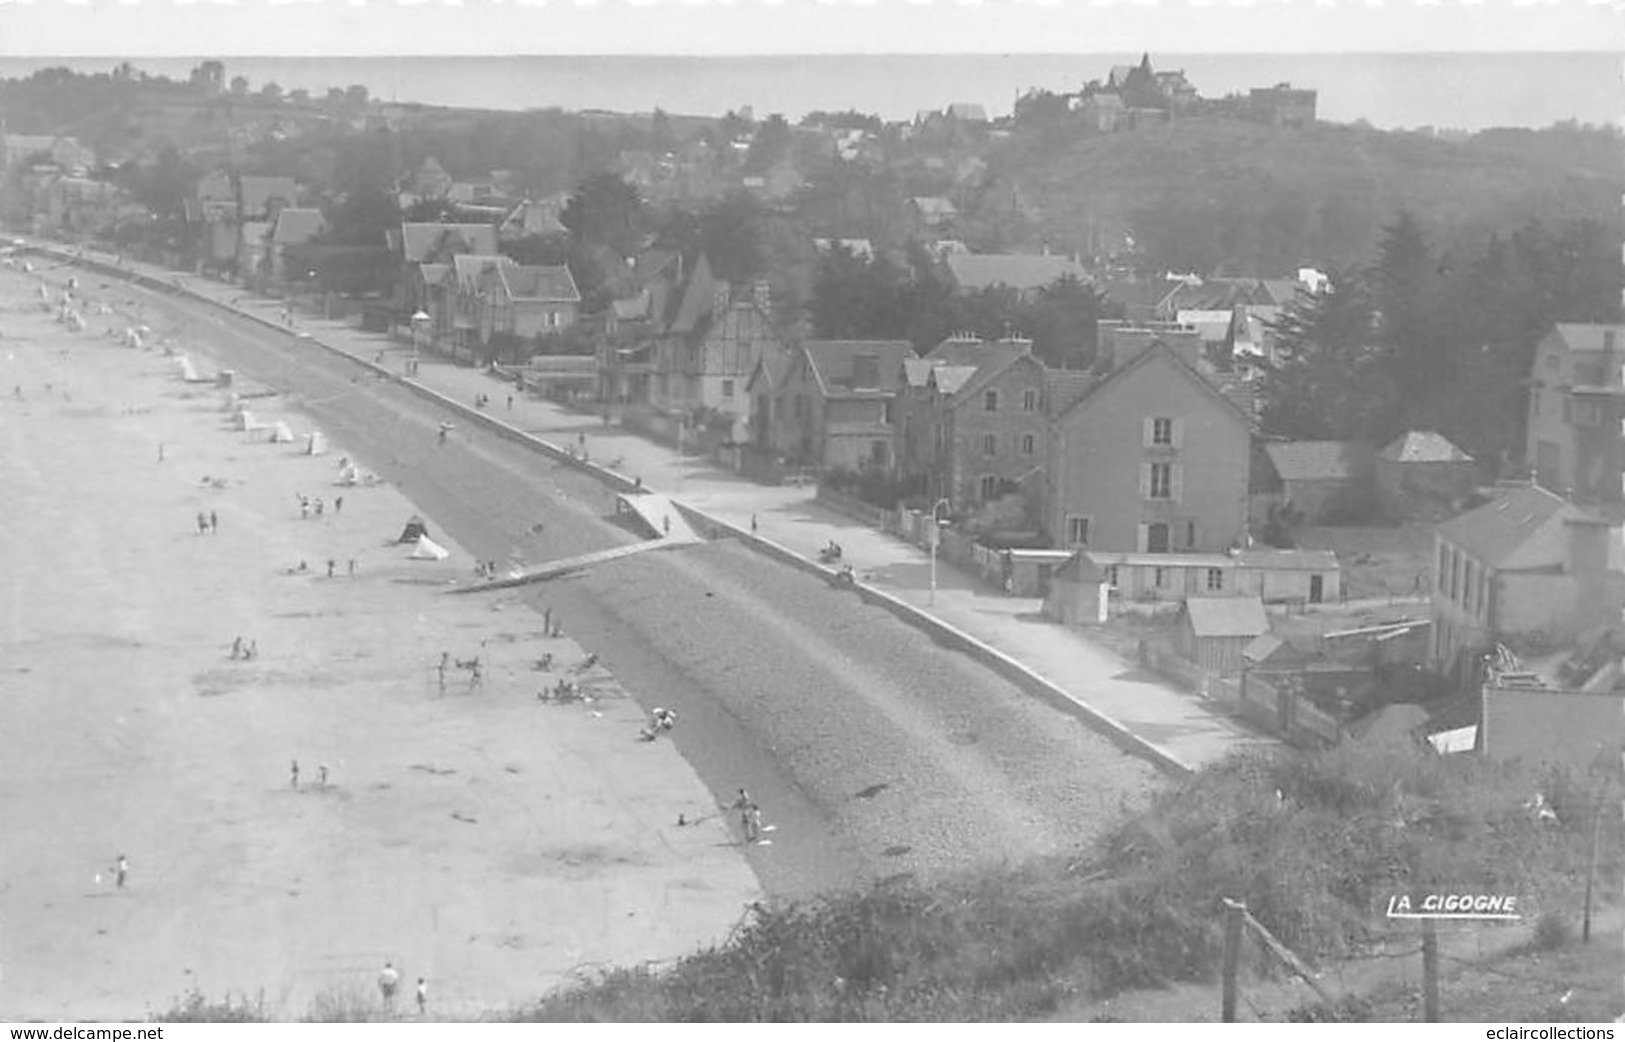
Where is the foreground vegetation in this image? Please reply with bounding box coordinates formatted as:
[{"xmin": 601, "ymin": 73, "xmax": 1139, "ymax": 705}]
[{"xmin": 512, "ymin": 740, "xmax": 1617, "ymax": 1022}]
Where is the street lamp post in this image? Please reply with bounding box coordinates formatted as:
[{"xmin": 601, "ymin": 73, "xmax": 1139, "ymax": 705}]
[
  {"xmin": 410, "ymin": 310, "xmax": 430, "ymax": 377},
  {"xmin": 929, "ymin": 497, "xmax": 950, "ymax": 606}
]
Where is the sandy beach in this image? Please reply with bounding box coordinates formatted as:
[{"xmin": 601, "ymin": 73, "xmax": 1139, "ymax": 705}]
[{"xmin": 0, "ymin": 268, "xmax": 759, "ymax": 1021}]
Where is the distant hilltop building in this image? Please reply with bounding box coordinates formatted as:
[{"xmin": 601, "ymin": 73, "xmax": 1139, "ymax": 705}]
[
  {"xmin": 1061, "ymin": 57, "xmax": 1316, "ymax": 131},
  {"xmin": 1248, "ymin": 83, "xmax": 1317, "ymax": 128}
]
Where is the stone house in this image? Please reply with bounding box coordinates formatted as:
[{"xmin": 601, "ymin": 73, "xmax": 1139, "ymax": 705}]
[
  {"xmin": 748, "ymin": 339, "xmax": 913, "ymax": 471},
  {"xmin": 1430, "ymin": 483, "xmax": 1624, "ymax": 684},
  {"xmin": 1526, "ymin": 323, "xmax": 1625, "ymax": 507},
  {"xmin": 903, "ymin": 337, "xmax": 1049, "ymax": 516},
  {"xmin": 1046, "ymin": 339, "xmax": 1253, "ymax": 555},
  {"xmin": 1255, "ymin": 440, "xmax": 1376, "ymax": 525},
  {"xmin": 1375, "ymin": 429, "xmax": 1478, "ymax": 520}
]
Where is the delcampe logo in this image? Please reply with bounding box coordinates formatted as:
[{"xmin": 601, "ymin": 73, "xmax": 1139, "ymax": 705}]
[{"xmin": 1384, "ymin": 893, "xmax": 1524, "ymax": 921}]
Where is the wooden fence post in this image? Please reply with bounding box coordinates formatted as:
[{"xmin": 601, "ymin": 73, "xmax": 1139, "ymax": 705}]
[
  {"xmin": 1421, "ymin": 920, "xmax": 1439, "ymax": 1023},
  {"xmin": 1584, "ymin": 796, "xmax": 1603, "ymax": 943},
  {"xmin": 1221, "ymin": 898, "xmax": 1246, "ymax": 1023}
]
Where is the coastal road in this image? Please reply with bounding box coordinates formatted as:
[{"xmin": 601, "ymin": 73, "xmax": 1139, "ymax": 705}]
[{"xmin": 82, "ymin": 271, "xmax": 1166, "ymax": 900}]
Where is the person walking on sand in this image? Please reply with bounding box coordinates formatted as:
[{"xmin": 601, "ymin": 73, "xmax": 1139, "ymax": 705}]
[
  {"xmin": 197, "ymin": 511, "xmax": 209, "ymax": 536},
  {"xmin": 334, "ymin": 496, "xmax": 343, "ymax": 515},
  {"xmin": 289, "ymin": 760, "xmax": 299, "ymax": 789},
  {"xmin": 348, "ymin": 558, "xmax": 357, "ymax": 576},
  {"xmin": 317, "ymin": 764, "xmax": 328, "ymax": 789},
  {"xmin": 247, "ymin": 639, "xmax": 257, "ymax": 660},
  {"xmin": 230, "ymin": 636, "xmax": 243, "ymax": 660},
  {"xmin": 209, "ymin": 510, "xmax": 218, "ymax": 534},
  {"xmin": 378, "ymin": 962, "xmax": 399, "ymax": 1009},
  {"xmin": 115, "ymin": 854, "xmax": 128, "ymax": 889},
  {"xmin": 327, "ymin": 559, "xmax": 336, "ymax": 579},
  {"xmin": 416, "ymin": 977, "xmax": 427, "ymax": 1016}
]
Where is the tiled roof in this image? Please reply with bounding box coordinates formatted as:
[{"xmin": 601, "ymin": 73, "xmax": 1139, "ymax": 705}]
[
  {"xmin": 946, "ymin": 252, "xmax": 1086, "ymax": 294},
  {"xmin": 452, "ymin": 253, "xmax": 508, "ymax": 289},
  {"xmin": 1054, "ymin": 552, "xmax": 1107, "ymax": 584},
  {"xmin": 611, "ymin": 292, "xmax": 650, "ymax": 321},
  {"xmin": 1044, "ymin": 369, "xmax": 1098, "ymax": 416},
  {"xmin": 931, "ymin": 365, "xmax": 979, "ymax": 395},
  {"xmin": 664, "ymin": 253, "xmax": 719, "ymax": 335},
  {"xmin": 270, "ymin": 207, "xmax": 325, "ymax": 246},
  {"xmin": 501, "ymin": 263, "xmax": 579, "ymax": 302},
  {"xmin": 1053, "ymin": 340, "xmax": 1255, "ymax": 429},
  {"xmin": 801, "ymin": 340, "xmax": 913, "ymax": 397},
  {"xmin": 1551, "ymin": 323, "xmax": 1625, "ymax": 353},
  {"xmin": 502, "ymin": 200, "xmax": 567, "ymax": 238},
  {"xmin": 1436, "ymin": 484, "xmax": 1592, "ymax": 568},
  {"xmin": 910, "ymin": 196, "xmax": 958, "ymax": 220},
  {"xmin": 1185, "ymin": 597, "xmax": 1269, "ymax": 639},
  {"xmin": 239, "ymin": 176, "xmax": 297, "ymax": 217},
  {"xmin": 401, "ymin": 222, "xmax": 498, "ymax": 263},
  {"xmin": 924, "ymin": 336, "xmax": 988, "ymax": 365},
  {"xmin": 902, "ymin": 357, "xmax": 936, "ymax": 388},
  {"xmin": 1380, "ymin": 429, "xmax": 1473, "ymax": 464},
  {"xmin": 1235, "ymin": 549, "xmax": 1340, "ymax": 571},
  {"xmin": 1263, "ymin": 440, "xmax": 1374, "ymax": 482},
  {"xmin": 1176, "ymin": 309, "xmax": 1235, "ymax": 342}
]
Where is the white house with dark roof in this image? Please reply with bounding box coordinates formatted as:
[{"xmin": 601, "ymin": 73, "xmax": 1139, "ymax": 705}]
[{"xmin": 1430, "ymin": 483, "xmax": 1623, "ymax": 683}]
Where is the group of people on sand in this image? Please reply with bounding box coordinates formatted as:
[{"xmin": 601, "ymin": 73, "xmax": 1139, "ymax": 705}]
[{"xmin": 228, "ymin": 636, "xmax": 258, "ymax": 661}]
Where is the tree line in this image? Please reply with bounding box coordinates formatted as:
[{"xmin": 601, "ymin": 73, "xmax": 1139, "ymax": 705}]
[{"xmin": 1260, "ymin": 211, "xmax": 1621, "ymax": 472}]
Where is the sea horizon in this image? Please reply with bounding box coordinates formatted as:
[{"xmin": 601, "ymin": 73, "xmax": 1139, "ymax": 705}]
[{"xmin": 0, "ymin": 52, "xmax": 1617, "ymax": 132}]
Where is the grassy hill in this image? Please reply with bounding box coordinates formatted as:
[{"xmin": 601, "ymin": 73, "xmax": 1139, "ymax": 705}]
[
  {"xmin": 986, "ymin": 116, "xmax": 1623, "ymax": 273},
  {"xmin": 509, "ymin": 739, "xmax": 1617, "ymax": 1022}
]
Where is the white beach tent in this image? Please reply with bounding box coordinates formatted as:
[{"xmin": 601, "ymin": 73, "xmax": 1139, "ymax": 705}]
[
  {"xmin": 407, "ymin": 535, "xmax": 450, "ymax": 561},
  {"xmin": 305, "ymin": 431, "xmax": 327, "ymax": 456},
  {"xmin": 337, "ymin": 464, "xmax": 362, "ymax": 486},
  {"xmin": 233, "ymin": 409, "xmax": 258, "ymax": 431},
  {"xmin": 176, "ymin": 356, "xmax": 199, "ymax": 382},
  {"xmin": 269, "ymin": 421, "xmax": 295, "ymax": 443}
]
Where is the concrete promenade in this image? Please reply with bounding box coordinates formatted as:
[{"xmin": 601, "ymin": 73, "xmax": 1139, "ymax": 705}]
[{"xmin": 36, "ymin": 248, "xmax": 1273, "ymax": 772}]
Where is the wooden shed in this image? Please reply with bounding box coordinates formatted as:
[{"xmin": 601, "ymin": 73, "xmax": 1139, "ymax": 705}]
[
  {"xmin": 1177, "ymin": 597, "xmax": 1269, "ymax": 676},
  {"xmin": 1043, "ymin": 552, "xmax": 1108, "ymax": 625}
]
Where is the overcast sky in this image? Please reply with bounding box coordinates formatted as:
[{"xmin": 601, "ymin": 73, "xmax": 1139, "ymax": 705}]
[{"xmin": 1, "ymin": 0, "xmax": 1618, "ymax": 58}]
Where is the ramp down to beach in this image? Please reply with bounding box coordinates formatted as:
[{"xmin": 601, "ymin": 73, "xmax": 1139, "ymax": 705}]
[
  {"xmin": 613, "ymin": 490, "xmax": 697, "ymax": 542},
  {"xmin": 453, "ymin": 491, "xmax": 702, "ymax": 594}
]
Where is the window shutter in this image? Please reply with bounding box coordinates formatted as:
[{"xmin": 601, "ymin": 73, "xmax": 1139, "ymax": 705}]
[
  {"xmin": 1171, "ymin": 464, "xmax": 1184, "ymax": 503},
  {"xmin": 1136, "ymin": 523, "xmax": 1149, "ymax": 552},
  {"xmin": 1139, "ymin": 463, "xmax": 1152, "ymax": 499},
  {"xmin": 1142, "ymin": 416, "xmax": 1154, "ymax": 447},
  {"xmin": 1171, "ymin": 418, "xmax": 1184, "ymax": 448}
]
